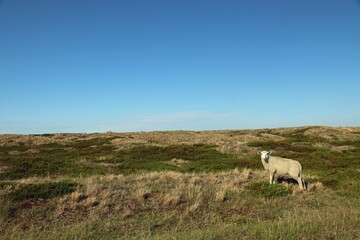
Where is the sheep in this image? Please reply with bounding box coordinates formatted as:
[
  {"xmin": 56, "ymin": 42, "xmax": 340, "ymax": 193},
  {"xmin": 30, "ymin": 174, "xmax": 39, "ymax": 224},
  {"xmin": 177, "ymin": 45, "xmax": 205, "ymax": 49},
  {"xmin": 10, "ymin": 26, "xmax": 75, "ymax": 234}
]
[{"xmin": 258, "ymin": 151, "xmax": 306, "ymax": 190}]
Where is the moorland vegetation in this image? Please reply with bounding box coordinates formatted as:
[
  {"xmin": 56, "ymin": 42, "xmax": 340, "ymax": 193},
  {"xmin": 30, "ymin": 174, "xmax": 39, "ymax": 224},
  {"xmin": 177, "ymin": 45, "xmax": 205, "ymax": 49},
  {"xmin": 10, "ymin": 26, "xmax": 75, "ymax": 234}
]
[{"xmin": 0, "ymin": 126, "xmax": 359, "ymax": 239}]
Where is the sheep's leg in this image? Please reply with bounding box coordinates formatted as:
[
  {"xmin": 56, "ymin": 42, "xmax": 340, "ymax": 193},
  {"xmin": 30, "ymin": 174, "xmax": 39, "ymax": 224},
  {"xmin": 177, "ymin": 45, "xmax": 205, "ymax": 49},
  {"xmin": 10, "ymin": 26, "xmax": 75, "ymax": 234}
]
[
  {"xmin": 269, "ymin": 172, "xmax": 275, "ymax": 184},
  {"xmin": 269, "ymin": 174, "xmax": 272, "ymax": 184},
  {"xmin": 295, "ymin": 177, "xmax": 304, "ymax": 190},
  {"xmin": 271, "ymin": 172, "xmax": 277, "ymax": 184},
  {"xmin": 272, "ymin": 174, "xmax": 276, "ymax": 184},
  {"xmin": 302, "ymin": 178, "xmax": 306, "ymax": 190}
]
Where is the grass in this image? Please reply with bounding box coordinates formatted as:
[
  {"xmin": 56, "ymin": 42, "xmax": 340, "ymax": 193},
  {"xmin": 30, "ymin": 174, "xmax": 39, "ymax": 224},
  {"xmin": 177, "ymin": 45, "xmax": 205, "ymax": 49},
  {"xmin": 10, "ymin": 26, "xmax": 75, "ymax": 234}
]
[
  {"xmin": 1, "ymin": 171, "xmax": 358, "ymax": 239},
  {"xmin": 0, "ymin": 126, "xmax": 359, "ymax": 239}
]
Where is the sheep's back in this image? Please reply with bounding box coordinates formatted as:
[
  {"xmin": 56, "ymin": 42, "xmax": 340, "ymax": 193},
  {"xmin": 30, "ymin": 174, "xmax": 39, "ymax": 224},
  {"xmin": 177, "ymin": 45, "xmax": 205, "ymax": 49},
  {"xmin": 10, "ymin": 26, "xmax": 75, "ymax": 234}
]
[{"xmin": 268, "ymin": 157, "xmax": 301, "ymax": 176}]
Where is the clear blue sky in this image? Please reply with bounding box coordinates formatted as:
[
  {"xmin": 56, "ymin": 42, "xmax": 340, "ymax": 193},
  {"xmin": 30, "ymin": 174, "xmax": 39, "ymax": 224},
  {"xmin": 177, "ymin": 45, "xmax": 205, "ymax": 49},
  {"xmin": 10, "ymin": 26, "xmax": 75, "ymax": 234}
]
[{"xmin": 1, "ymin": 0, "xmax": 360, "ymax": 133}]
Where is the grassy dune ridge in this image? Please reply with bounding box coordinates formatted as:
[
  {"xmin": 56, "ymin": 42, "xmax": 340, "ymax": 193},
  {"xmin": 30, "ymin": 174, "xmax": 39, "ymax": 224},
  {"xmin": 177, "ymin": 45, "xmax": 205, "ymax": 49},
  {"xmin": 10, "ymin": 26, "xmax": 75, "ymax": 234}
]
[{"xmin": 0, "ymin": 126, "xmax": 359, "ymax": 239}]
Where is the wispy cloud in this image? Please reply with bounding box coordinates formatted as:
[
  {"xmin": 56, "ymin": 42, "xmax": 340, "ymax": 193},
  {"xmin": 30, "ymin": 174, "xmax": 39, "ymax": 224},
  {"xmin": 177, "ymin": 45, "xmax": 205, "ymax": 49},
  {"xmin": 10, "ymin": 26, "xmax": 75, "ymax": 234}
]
[
  {"xmin": 142, "ymin": 111, "xmax": 238, "ymax": 123},
  {"xmin": 0, "ymin": 112, "xmax": 240, "ymax": 134}
]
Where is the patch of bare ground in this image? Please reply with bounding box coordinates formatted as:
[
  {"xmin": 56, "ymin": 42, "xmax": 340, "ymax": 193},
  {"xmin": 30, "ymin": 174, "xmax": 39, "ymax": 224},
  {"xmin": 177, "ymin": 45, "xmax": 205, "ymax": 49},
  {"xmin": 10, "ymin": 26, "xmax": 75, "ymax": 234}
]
[
  {"xmin": 166, "ymin": 158, "xmax": 189, "ymax": 167},
  {"xmin": 111, "ymin": 135, "xmax": 153, "ymax": 150},
  {"xmin": 97, "ymin": 162, "xmax": 122, "ymax": 168},
  {"xmin": 8, "ymin": 150, "xmax": 21, "ymax": 155},
  {"xmin": 0, "ymin": 165, "xmax": 9, "ymax": 174},
  {"xmin": 77, "ymin": 157, "xmax": 121, "ymax": 169}
]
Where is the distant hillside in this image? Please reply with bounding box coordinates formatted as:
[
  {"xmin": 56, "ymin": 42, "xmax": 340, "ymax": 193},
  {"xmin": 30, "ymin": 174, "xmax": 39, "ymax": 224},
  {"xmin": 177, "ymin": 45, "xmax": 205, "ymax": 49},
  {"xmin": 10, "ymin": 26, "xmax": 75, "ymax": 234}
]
[{"xmin": 2, "ymin": 126, "xmax": 360, "ymax": 155}]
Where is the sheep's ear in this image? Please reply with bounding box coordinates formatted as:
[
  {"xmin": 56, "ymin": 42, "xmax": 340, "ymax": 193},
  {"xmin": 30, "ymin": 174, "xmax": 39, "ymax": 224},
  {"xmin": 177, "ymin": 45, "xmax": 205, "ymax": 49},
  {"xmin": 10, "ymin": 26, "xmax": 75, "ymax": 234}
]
[
  {"xmin": 269, "ymin": 151, "xmax": 272, "ymax": 155},
  {"xmin": 257, "ymin": 151, "xmax": 261, "ymax": 155}
]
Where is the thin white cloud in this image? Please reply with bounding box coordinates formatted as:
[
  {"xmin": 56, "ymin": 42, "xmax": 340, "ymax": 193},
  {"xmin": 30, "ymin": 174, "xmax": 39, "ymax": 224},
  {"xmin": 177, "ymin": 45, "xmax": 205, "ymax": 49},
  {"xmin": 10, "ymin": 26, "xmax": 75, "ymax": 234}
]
[
  {"xmin": 142, "ymin": 111, "xmax": 239, "ymax": 123},
  {"xmin": 0, "ymin": 112, "xmax": 240, "ymax": 133}
]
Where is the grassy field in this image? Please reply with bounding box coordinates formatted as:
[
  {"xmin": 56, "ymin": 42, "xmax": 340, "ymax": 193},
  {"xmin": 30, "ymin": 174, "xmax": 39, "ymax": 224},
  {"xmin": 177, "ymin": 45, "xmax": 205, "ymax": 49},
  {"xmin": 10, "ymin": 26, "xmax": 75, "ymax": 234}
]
[{"xmin": 0, "ymin": 126, "xmax": 359, "ymax": 239}]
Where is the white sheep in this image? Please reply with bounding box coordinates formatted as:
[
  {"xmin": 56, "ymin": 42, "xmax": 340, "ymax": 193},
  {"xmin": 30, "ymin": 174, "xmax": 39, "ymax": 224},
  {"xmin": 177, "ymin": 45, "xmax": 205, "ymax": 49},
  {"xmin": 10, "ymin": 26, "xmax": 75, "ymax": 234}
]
[{"xmin": 258, "ymin": 151, "xmax": 306, "ymax": 190}]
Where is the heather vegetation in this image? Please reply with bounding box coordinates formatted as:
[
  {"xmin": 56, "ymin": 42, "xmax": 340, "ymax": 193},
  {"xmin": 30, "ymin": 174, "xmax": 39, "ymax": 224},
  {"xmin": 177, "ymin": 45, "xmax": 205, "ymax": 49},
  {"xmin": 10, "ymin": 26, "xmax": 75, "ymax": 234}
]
[{"xmin": 0, "ymin": 126, "xmax": 359, "ymax": 239}]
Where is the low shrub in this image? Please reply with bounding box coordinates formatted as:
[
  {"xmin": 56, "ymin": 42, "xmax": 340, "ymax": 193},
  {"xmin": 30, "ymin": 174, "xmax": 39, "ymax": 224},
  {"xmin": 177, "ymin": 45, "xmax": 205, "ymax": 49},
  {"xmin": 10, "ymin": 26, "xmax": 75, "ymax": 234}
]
[
  {"xmin": 0, "ymin": 181, "xmax": 16, "ymax": 189},
  {"xmin": 247, "ymin": 181, "xmax": 292, "ymax": 198},
  {"xmin": 8, "ymin": 180, "xmax": 77, "ymax": 201}
]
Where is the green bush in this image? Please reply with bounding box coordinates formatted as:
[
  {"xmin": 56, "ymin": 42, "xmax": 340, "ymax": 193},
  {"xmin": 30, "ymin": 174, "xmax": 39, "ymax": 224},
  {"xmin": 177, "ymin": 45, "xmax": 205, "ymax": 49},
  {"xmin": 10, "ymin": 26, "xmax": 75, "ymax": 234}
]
[
  {"xmin": 98, "ymin": 144, "xmax": 243, "ymax": 173},
  {"xmin": 8, "ymin": 181, "xmax": 77, "ymax": 201},
  {"xmin": 247, "ymin": 182, "xmax": 292, "ymax": 198},
  {"xmin": 0, "ymin": 155, "xmax": 109, "ymax": 180},
  {"xmin": 0, "ymin": 181, "xmax": 16, "ymax": 189}
]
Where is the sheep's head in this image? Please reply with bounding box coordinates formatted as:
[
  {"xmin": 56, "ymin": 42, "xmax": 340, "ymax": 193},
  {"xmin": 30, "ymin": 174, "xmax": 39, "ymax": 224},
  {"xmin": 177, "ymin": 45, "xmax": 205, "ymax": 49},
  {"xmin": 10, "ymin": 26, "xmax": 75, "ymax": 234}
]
[{"xmin": 258, "ymin": 151, "xmax": 272, "ymax": 162}]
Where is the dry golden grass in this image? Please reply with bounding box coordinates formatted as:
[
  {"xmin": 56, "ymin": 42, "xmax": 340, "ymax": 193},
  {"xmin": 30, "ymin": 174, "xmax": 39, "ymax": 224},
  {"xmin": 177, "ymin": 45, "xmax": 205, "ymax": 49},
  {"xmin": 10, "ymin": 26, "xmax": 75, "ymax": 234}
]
[
  {"xmin": 0, "ymin": 168, "xmax": 356, "ymax": 240},
  {"xmin": 307, "ymin": 182, "xmax": 326, "ymax": 192},
  {"xmin": 166, "ymin": 158, "xmax": 189, "ymax": 167},
  {"xmin": 49, "ymin": 168, "xmax": 320, "ymax": 222},
  {"xmin": 215, "ymin": 189, "xmax": 227, "ymax": 202},
  {"xmin": 313, "ymin": 142, "xmax": 356, "ymax": 152},
  {"xmin": 12, "ymin": 175, "xmax": 70, "ymax": 186},
  {"xmin": 52, "ymin": 170, "xmax": 250, "ymax": 216},
  {"xmin": 304, "ymin": 126, "xmax": 360, "ymax": 141}
]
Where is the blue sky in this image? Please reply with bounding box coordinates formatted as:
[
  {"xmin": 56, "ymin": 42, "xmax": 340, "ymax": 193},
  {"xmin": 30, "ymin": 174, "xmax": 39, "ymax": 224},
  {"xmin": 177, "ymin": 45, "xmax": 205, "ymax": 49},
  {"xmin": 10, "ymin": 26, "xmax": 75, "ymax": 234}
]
[{"xmin": 1, "ymin": 0, "xmax": 360, "ymax": 133}]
